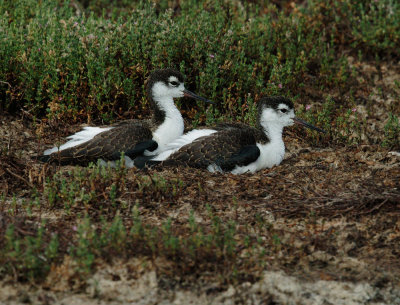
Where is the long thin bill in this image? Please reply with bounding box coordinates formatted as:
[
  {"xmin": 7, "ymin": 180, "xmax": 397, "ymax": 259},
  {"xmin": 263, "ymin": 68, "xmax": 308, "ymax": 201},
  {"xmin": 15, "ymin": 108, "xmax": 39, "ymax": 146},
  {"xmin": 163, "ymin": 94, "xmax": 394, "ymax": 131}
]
[
  {"xmin": 183, "ymin": 89, "xmax": 215, "ymax": 104},
  {"xmin": 293, "ymin": 117, "xmax": 326, "ymax": 133}
]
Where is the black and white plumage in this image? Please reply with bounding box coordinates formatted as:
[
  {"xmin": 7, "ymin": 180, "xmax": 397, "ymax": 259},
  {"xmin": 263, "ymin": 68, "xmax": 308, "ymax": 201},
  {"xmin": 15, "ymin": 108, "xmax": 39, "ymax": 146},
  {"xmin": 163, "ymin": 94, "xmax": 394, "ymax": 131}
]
[
  {"xmin": 37, "ymin": 69, "xmax": 213, "ymax": 166},
  {"xmin": 137, "ymin": 96, "xmax": 325, "ymax": 173}
]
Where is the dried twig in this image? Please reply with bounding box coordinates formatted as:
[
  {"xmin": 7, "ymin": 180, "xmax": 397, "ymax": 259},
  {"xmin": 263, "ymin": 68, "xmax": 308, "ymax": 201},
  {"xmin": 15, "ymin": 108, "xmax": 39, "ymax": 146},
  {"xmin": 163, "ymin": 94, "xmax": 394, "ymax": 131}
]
[
  {"xmin": 4, "ymin": 167, "xmax": 34, "ymax": 188},
  {"xmin": 361, "ymin": 198, "xmax": 389, "ymax": 214},
  {"xmin": 0, "ymin": 80, "xmax": 11, "ymax": 88}
]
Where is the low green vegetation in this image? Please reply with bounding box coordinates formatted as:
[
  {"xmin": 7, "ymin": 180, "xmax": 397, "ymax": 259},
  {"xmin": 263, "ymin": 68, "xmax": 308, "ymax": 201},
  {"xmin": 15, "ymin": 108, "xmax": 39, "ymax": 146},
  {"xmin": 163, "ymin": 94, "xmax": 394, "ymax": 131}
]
[
  {"xmin": 0, "ymin": 161, "xmax": 277, "ymax": 281},
  {"xmin": 383, "ymin": 112, "xmax": 400, "ymax": 148},
  {"xmin": 2, "ymin": 221, "xmax": 59, "ymax": 280},
  {"xmin": 1, "ymin": 0, "xmax": 399, "ymax": 145},
  {"xmin": 0, "ymin": 159, "xmax": 291, "ymax": 282},
  {"xmin": 0, "ymin": 0, "xmax": 399, "ymax": 285}
]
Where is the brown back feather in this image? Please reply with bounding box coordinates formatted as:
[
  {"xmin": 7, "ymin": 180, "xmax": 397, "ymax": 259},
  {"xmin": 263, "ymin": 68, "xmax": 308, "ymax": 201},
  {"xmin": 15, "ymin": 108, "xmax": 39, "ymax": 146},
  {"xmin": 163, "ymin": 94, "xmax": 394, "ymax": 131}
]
[
  {"xmin": 47, "ymin": 120, "xmax": 153, "ymax": 165},
  {"xmin": 161, "ymin": 125, "xmax": 267, "ymax": 169}
]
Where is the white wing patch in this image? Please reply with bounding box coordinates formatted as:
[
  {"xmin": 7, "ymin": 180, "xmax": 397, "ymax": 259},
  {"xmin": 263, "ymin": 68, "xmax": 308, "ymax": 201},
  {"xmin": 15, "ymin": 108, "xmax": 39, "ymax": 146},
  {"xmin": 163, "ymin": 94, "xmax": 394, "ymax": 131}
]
[
  {"xmin": 44, "ymin": 126, "xmax": 113, "ymax": 155},
  {"xmin": 153, "ymin": 129, "xmax": 217, "ymax": 161}
]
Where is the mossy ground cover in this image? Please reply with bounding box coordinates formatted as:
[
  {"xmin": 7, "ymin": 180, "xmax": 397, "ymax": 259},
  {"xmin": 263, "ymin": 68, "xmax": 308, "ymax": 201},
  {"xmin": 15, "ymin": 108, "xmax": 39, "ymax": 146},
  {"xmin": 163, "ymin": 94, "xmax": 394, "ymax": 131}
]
[{"xmin": 0, "ymin": 1, "xmax": 399, "ymax": 304}]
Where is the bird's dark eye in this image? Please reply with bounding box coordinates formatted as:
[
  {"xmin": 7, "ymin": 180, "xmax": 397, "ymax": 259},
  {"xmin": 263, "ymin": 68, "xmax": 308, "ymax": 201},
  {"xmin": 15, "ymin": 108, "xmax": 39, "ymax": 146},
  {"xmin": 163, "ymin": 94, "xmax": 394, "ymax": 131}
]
[
  {"xmin": 170, "ymin": 81, "xmax": 179, "ymax": 87},
  {"xmin": 280, "ymin": 108, "xmax": 288, "ymax": 113}
]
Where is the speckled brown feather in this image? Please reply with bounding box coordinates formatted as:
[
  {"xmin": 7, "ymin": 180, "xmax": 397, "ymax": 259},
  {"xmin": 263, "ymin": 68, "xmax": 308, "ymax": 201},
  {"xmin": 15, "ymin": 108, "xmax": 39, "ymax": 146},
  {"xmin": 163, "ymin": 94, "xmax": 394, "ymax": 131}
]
[
  {"xmin": 160, "ymin": 123, "xmax": 269, "ymax": 170},
  {"xmin": 46, "ymin": 119, "xmax": 153, "ymax": 165}
]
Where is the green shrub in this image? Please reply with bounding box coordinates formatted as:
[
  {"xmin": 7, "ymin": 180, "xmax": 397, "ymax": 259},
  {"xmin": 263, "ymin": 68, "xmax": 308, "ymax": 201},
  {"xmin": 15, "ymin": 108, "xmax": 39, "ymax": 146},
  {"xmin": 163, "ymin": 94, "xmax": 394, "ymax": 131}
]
[
  {"xmin": 1, "ymin": 0, "xmax": 398, "ymax": 143},
  {"xmin": 1, "ymin": 222, "xmax": 59, "ymax": 280},
  {"xmin": 383, "ymin": 112, "xmax": 400, "ymax": 149},
  {"xmin": 0, "ymin": 0, "xmax": 356, "ymax": 124}
]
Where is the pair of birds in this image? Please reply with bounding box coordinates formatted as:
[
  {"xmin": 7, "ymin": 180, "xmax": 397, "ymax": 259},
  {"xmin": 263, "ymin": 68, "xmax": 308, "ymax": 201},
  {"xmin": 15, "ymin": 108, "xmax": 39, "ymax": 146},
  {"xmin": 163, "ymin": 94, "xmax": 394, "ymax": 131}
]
[{"xmin": 39, "ymin": 69, "xmax": 325, "ymax": 173}]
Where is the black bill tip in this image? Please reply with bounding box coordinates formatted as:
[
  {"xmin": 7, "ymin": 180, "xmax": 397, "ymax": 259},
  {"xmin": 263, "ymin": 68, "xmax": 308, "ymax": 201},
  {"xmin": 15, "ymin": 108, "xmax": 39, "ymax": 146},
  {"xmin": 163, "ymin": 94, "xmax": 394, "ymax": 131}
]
[
  {"xmin": 183, "ymin": 89, "xmax": 214, "ymax": 104},
  {"xmin": 293, "ymin": 117, "xmax": 326, "ymax": 133}
]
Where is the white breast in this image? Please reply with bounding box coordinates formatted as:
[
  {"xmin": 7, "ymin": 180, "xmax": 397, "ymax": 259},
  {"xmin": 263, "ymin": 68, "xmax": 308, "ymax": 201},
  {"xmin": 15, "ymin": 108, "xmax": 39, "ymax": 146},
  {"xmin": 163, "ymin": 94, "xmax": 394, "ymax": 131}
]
[
  {"xmin": 230, "ymin": 140, "xmax": 285, "ymax": 174},
  {"xmin": 147, "ymin": 111, "xmax": 184, "ymax": 156}
]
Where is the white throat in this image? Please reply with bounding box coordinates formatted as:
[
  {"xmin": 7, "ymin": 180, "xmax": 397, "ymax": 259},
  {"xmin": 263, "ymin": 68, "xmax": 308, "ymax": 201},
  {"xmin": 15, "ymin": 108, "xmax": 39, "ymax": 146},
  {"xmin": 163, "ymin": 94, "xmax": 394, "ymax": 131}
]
[
  {"xmin": 261, "ymin": 121, "xmax": 284, "ymax": 143},
  {"xmin": 258, "ymin": 107, "xmax": 288, "ymax": 143}
]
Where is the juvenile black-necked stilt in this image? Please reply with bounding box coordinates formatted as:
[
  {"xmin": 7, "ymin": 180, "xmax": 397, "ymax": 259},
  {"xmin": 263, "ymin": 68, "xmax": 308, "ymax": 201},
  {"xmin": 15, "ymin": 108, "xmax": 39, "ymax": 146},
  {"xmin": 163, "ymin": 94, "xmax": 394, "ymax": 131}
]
[
  {"xmin": 136, "ymin": 96, "xmax": 325, "ymax": 173},
  {"xmin": 38, "ymin": 69, "xmax": 213, "ymax": 166}
]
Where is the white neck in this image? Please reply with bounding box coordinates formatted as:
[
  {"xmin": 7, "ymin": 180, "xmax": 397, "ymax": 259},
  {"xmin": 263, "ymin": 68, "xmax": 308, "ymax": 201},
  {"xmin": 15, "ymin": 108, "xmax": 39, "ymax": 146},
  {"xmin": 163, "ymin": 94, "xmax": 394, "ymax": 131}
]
[
  {"xmin": 260, "ymin": 117, "xmax": 285, "ymax": 144},
  {"xmin": 264, "ymin": 124, "xmax": 283, "ymax": 143},
  {"xmin": 150, "ymin": 96, "xmax": 184, "ymax": 154}
]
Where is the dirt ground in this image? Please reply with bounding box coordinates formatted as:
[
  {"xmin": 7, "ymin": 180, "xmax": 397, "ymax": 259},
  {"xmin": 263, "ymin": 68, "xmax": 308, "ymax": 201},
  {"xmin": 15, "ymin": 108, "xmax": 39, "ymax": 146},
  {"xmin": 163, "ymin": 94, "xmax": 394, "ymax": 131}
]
[{"xmin": 0, "ymin": 60, "xmax": 399, "ymax": 304}]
